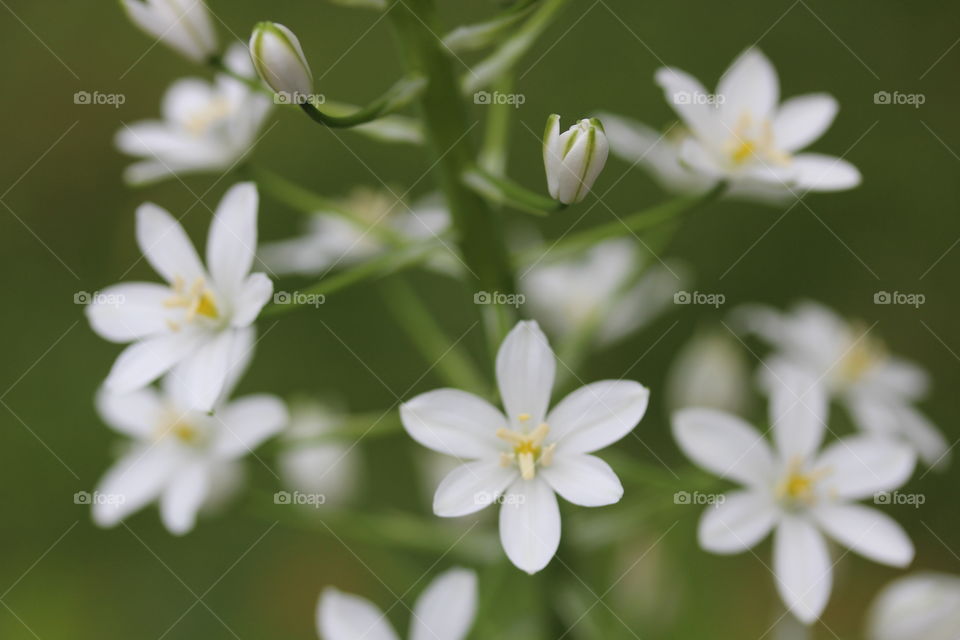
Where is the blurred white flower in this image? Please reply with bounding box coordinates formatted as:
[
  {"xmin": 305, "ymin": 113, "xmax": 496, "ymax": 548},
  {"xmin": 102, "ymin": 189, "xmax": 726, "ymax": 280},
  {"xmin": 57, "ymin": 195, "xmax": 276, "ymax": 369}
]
[
  {"xmin": 666, "ymin": 330, "xmax": 750, "ymax": 413},
  {"xmin": 520, "ymin": 238, "xmax": 682, "ymax": 345},
  {"xmin": 92, "ymin": 339, "xmax": 287, "ymax": 535},
  {"xmin": 673, "ymin": 366, "xmax": 916, "ymax": 624},
  {"xmin": 604, "ymin": 48, "xmax": 860, "ymax": 198},
  {"xmin": 121, "ymin": 0, "xmax": 218, "ymax": 63},
  {"xmin": 259, "ymin": 189, "xmax": 452, "ymax": 276},
  {"xmin": 401, "ymin": 321, "xmax": 649, "ymax": 574},
  {"xmin": 866, "ymin": 572, "xmax": 960, "ymax": 640},
  {"xmin": 279, "ymin": 400, "xmax": 358, "ymax": 505},
  {"xmin": 249, "ymin": 22, "xmax": 314, "ymax": 98},
  {"xmin": 115, "ymin": 44, "xmax": 272, "ymax": 185},
  {"xmin": 735, "ymin": 301, "xmax": 949, "ymax": 468},
  {"xmin": 318, "ymin": 567, "xmax": 477, "ymax": 640},
  {"xmin": 543, "ymin": 115, "xmax": 609, "ymax": 204},
  {"xmin": 86, "ymin": 183, "xmax": 273, "ymax": 412}
]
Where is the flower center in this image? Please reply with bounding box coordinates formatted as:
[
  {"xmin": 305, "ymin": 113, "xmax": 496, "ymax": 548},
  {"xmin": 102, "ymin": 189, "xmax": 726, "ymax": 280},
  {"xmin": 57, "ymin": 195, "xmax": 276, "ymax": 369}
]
[
  {"xmin": 184, "ymin": 97, "xmax": 232, "ymax": 137},
  {"xmin": 496, "ymin": 416, "xmax": 556, "ymax": 480},
  {"xmin": 155, "ymin": 409, "xmax": 208, "ymax": 447},
  {"xmin": 164, "ymin": 276, "xmax": 220, "ymax": 331},
  {"xmin": 775, "ymin": 457, "xmax": 831, "ymax": 508},
  {"xmin": 839, "ymin": 331, "xmax": 885, "ymax": 384},
  {"xmin": 725, "ymin": 113, "xmax": 791, "ymax": 167}
]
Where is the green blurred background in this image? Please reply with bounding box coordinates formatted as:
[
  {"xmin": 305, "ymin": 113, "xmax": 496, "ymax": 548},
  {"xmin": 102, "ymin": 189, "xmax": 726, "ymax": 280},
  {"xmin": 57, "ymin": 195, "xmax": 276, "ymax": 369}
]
[{"xmin": 2, "ymin": 0, "xmax": 959, "ymax": 638}]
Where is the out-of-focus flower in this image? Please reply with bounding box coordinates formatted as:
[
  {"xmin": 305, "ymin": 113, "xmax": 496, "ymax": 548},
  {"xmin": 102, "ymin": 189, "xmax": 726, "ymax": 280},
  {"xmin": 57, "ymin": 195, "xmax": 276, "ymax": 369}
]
[
  {"xmin": 520, "ymin": 238, "xmax": 682, "ymax": 345},
  {"xmin": 278, "ymin": 400, "xmax": 358, "ymax": 505},
  {"xmin": 866, "ymin": 572, "xmax": 960, "ymax": 640},
  {"xmin": 318, "ymin": 567, "xmax": 477, "ymax": 640},
  {"xmin": 86, "ymin": 183, "xmax": 273, "ymax": 412},
  {"xmin": 115, "ymin": 45, "xmax": 272, "ymax": 185},
  {"xmin": 401, "ymin": 321, "xmax": 649, "ymax": 574},
  {"xmin": 92, "ymin": 340, "xmax": 287, "ymax": 535},
  {"xmin": 666, "ymin": 330, "xmax": 750, "ymax": 414},
  {"xmin": 249, "ymin": 22, "xmax": 314, "ymax": 98},
  {"xmin": 121, "ymin": 0, "xmax": 218, "ymax": 63},
  {"xmin": 543, "ymin": 115, "xmax": 609, "ymax": 204},
  {"xmin": 673, "ymin": 365, "xmax": 916, "ymax": 624},
  {"xmin": 735, "ymin": 301, "xmax": 949, "ymax": 468},
  {"xmin": 604, "ymin": 48, "xmax": 860, "ymax": 199},
  {"xmin": 259, "ymin": 189, "xmax": 452, "ymax": 276}
]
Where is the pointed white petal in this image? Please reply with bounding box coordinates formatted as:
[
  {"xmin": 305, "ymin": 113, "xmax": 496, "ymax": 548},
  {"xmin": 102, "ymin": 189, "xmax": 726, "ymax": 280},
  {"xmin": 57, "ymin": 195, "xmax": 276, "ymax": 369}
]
[
  {"xmin": 812, "ymin": 503, "xmax": 913, "ymax": 567},
  {"xmin": 213, "ymin": 394, "xmax": 287, "ymax": 459},
  {"xmin": 547, "ymin": 380, "xmax": 649, "ymax": 454},
  {"xmin": 136, "ymin": 203, "xmax": 206, "ymax": 284},
  {"xmin": 697, "ymin": 490, "xmax": 778, "ymax": 554},
  {"xmin": 773, "ymin": 94, "xmax": 838, "ymax": 152},
  {"xmin": 400, "ymin": 389, "xmax": 506, "ymax": 459},
  {"xmin": 496, "ymin": 321, "xmax": 556, "ymax": 426},
  {"xmin": 409, "ymin": 568, "xmax": 477, "ymax": 640},
  {"xmin": 85, "ymin": 282, "xmax": 173, "ymax": 343},
  {"xmin": 92, "ymin": 443, "xmax": 179, "ymax": 527},
  {"xmin": 95, "ymin": 387, "xmax": 163, "ymax": 439},
  {"xmin": 160, "ymin": 461, "xmax": 210, "ymax": 535},
  {"xmin": 866, "ymin": 573, "xmax": 960, "ymax": 640},
  {"xmin": 848, "ymin": 396, "xmax": 950, "ymax": 469},
  {"xmin": 773, "ymin": 515, "xmax": 832, "ymax": 624},
  {"xmin": 543, "ymin": 114, "xmax": 562, "ymax": 198},
  {"xmin": 816, "ymin": 435, "xmax": 916, "ymax": 500},
  {"xmin": 317, "ymin": 588, "xmax": 399, "ymax": 640},
  {"xmin": 207, "ymin": 182, "xmax": 259, "ymax": 299},
  {"xmin": 230, "ymin": 272, "xmax": 272, "ymax": 327},
  {"xmin": 718, "ymin": 48, "xmax": 779, "ymax": 123},
  {"xmin": 790, "ymin": 153, "xmax": 862, "ymax": 192},
  {"xmin": 539, "ymin": 453, "xmax": 623, "ymax": 507},
  {"xmin": 654, "ymin": 67, "xmax": 724, "ymax": 146},
  {"xmin": 168, "ymin": 330, "xmax": 235, "ymax": 412},
  {"xmin": 105, "ymin": 331, "xmax": 201, "ymax": 393},
  {"xmin": 766, "ymin": 364, "xmax": 827, "ymax": 460},
  {"xmin": 433, "ymin": 460, "xmax": 518, "ymax": 517},
  {"xmin": 672, "ymin": 408, "xmax": 775, "ymax": 487},
  {"xmin": 499, "ymin": 477, "xmax": 561, "ymax": 574}
]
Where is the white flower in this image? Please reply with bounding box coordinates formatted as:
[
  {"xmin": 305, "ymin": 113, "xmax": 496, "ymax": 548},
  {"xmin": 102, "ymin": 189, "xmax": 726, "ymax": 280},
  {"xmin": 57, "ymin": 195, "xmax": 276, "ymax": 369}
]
[
  {"xmin": 610, "ymin": 48, "xmax": 860, "ymax": 197},
  {"xmin": 86, "ymin": 182, "xmax": 273, "ymax": 412},
  {"xmin": 400, "ymin": 321, "xmax": 649, "ymax": 574},
  {"xmin": 115, "ymin": 44, "xmax": 273, "ymax": 185},
  {"xmin": 259, "ymin": 190, "xmax": 452, "ymax": 276},
  {"xmin": 520, "ymin": 238, "xmax": 682, "ymax": 345},
  {"xmin": 121, "ymin": 0, "xmax": 218, "ymax": 63},
  {"xmin": 249, "ymin": 22, "xmax": 314, "ymax": 98},
  {"xmin": 673, "ymin": 366, "xmax": 916, "ymax": 624},
  {"xmin": 278, "ymin": 400, "xmax": 358, "ymax": 505},
  {"xmin": 92, "ymin": 344, "xmax": 287, "ymax": 535},
  {"xmin": 318, "ymin": 567, "xmax": 477, "ymax": 640},
  {"xmin": 866, "ymin": 572, "xmax": 960, "ymax": 640},
  {"xmin": 665, "ymin": 330, "xmax": 750, "ymax": 414},
  {"xmin": 543, "ymin": 115, "xmax": 609, "ymax": 204},
  {"xmin": 736, "ymin": 301, "xmax": 949, "ymax": 468}
]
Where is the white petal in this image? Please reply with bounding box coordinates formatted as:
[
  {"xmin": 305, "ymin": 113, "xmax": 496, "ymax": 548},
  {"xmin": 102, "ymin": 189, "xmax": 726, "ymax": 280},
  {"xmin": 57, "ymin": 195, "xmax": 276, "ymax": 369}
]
[
  {"xmin": 496, "ymin": 321, "xmax": 556, "ymax": 426},
  {"xmin": 697, "ymin": 490, "xmax": 778, "ymax": 554},
  {"xmin": 160, "ymin": 461, "xmax": 210, "ymax": 535},
  {"xmin": 848, "ymin": 396, "xmax": 950, "ymax": 469},
  {"xmin": 543, "ymin": 114, "xmax": 562, "ymax": 198},
  {"xmin": 170, "ymin": 330, "xmax": 236, "ymax": 412},
  {"xmin": 766, "ymin": 363, "xmax": 827, "ymax": 460},
  {"xmin": 896, "ymin": 405, "xmax": 950, "ymax": 469},
  {"xmin": 105, "ymin": 331, "xmax": 201, "ymax": 393},
  {"xmin": 95, "ymin": 386, "xmax": 163, "ymax": 439},
  {"xmin": 547, "ymin": 380, "xmax": 649, "ymax": 454},
  {"xmin": 85, "ymin": 282, "xmax": 173, "ymax": 343},
  {"xmin": 499, "ymin": 477, "xmax": 561, "ymax": 574},
  {"xmin": 812, "ymin": 503, "xmax": 913, "ymax": 567},
  {"xmin": 207, "ymin": 182, "xmax": 258, "ymax": 299},
  {"xmin": 773, "ymin": 515, "xmax": 832, "ymax": 624},
  {"xmin": 409, "ymin": 568, "xmax": 477, "ymax": 640},
  {"xmin": 317, "ymin": 588, "xmax": 399, "ymax": 640},
  {"xmin": 654, "ymin": 67, "xmax": 723, "ymax": 146},
  {"xmin": 213, "ymin": 394, "xmax": 287, "ymax": 459},
  {"xmin": 790, "ymin": 153, "xmax": 862, "ymax": 192},
  {"xmin": 539, "ymin": 453, "xmax": 623, "ymax": 507},
  {"xmin": 672, "ymin": 408, "xmax": 775, "ymax": 487},
  {"xmin": 773, "ymin": 94, "xmax": 838, "ymax": 152},
  {"xmin": 866, "ymin": 573, "xmax": 960, "ymax": 640},
  {"xmin": 433, "ymin": 460, "xmax": 518, "ymax": 517},
  {"xmin": 816, "ymin": 435, "xmax": 916, "ymax": 500},
  {"xmin": 92, "ymin": 443, "xmax": 179, "ymax": 527},
  {"xmin": 718, "ymin": 48, "xmax": 779, "ymax": 124},
  {"xmin": 230, "ymin": 272, "xmax": 272, "ymax": 327},
  {"xmin": 136, "ymin": 203, "xmax": 206, "ymax": 284},
  {"xmin": 864, "ymin": 357, "xmax": 930, "ymax": 399},
  {"xmin": 400, "ymin": 389, "xmax": 506, "ymax": 459}
]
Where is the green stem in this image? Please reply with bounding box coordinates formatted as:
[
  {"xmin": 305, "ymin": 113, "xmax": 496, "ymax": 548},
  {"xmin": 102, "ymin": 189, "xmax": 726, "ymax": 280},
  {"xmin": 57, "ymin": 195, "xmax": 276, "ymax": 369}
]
[
  {"xmin": 299, "ymin": 74, "xmax": 427, "ymax": 127},
  {"xmin": 463, "ymin": 165, "xmax": 563, "ymax": 216},
  {"xmin": 478, "ymin": 73, "xmax": 516, "ymax": 176}
]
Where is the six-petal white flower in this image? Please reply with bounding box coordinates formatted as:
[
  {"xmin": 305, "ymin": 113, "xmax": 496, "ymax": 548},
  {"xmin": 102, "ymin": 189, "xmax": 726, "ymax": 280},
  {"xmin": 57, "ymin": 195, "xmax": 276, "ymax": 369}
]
[
  {"xmin": 317, "ymin": 567, "xmax": 477, "ymax": 640},
  {"xmin": 115, "ymin": 44, "xmax": 273, "ymax": 185},
  {"xmin": 121, "ymin": 0, "xmax": 218, "ymax": 63},
  {"xmin": 401, "ymin": 320, "xmax": 649, "ymax": 574},
  {"xmin": 86, "ymin": 182, "xmax": 273, "ymax": 412},
  {"xmin": 673, "ymin": 365, "xmax": 916, "ymax": 624}
]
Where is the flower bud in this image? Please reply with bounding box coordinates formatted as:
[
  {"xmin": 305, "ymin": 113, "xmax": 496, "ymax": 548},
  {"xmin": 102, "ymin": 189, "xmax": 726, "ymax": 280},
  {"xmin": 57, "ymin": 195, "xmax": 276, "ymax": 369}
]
[
  {"xmin": 121, "ymin": 0, "xmax": 218, "ymax": 63},
  {"xmin": 543, "ymin": 115, "xmax": 609, "ymax": 204},
  {"xmin": 249, "ymin": 22, "xmax": 314, "ymax": 99}
]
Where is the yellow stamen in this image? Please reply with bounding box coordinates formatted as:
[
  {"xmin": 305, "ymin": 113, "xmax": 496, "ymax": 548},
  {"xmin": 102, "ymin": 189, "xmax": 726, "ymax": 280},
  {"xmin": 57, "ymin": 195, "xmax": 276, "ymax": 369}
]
[
  {"xmin": 185, "ymin": 98, "xmax": 231, "ymax": 137},
  {"xmin": 497, "ymin": 422, "xmax": 553, "ymax": 480},
  {"xmin": 776, "ymin": 457, "xmax": 832, "ymax": 505},
  {"xmin": 164, "ymin": 276, "xmax": 220, "ymax": 324}
]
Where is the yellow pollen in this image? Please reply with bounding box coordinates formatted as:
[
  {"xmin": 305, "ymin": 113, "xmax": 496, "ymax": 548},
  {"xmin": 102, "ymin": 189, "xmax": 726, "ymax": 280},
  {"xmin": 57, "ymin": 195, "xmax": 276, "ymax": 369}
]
[
  {"xmin": 497, "ymin": 422, "xmax": 553, "ymax": 480},
  {"xmin": 840, "ymin": 329, "xmax": 885, "ymax": 383},
  {"xmin": 171, "ymin": 421, "xmax": 199, "ymax": 443},
  {"xmin": 185, "ymin": 98, "xmax": 231, "ymax": 137},
  {"xmin": 726, "ymin": 114, "xmax": 792, "ymax": 167},
  {"xmin": 776, "ymin": 458, "xmax": 832, "ymax": 505},
  {"xmin": 164, "ymin": 276, "xmax": 219, "ymax": 326}
]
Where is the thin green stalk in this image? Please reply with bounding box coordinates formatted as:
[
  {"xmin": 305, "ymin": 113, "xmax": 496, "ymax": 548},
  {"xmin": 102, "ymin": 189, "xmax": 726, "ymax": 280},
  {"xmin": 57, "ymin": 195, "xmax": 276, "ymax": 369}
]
[
  {"xmin": 478, "ymin": 73, "xmax": 516, "ymax": 176},
  {"xmin": 463, "ymin": 165, "xmax": 563, "ymax": 216},
  {"xmin": 298, "ymin": 74, "xmax": 427, "ymax": 127}
]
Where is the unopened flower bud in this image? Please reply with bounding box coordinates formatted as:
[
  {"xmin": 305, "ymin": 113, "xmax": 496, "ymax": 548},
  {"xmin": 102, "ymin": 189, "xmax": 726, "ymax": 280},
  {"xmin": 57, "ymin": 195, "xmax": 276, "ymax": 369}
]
[
  {"xmin": 543, "ymin": 115, "xmax": 609, "ymax": 204},
  {"xmin": 249, "ymin": 22, "xmax": 314, "ymax": 98},
  {"xmin": 121, "ymin": 0, "xmax": 218, "ymax": 63}
]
